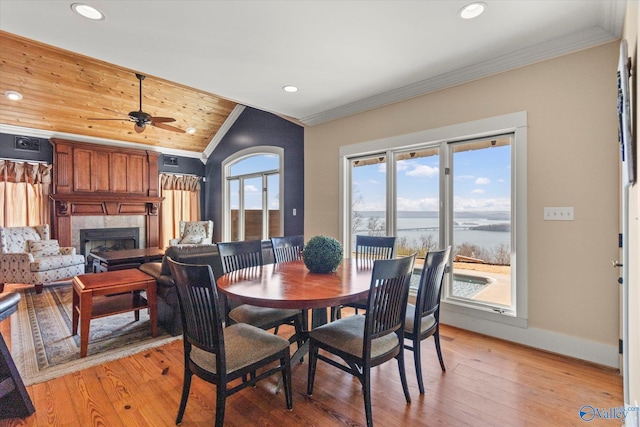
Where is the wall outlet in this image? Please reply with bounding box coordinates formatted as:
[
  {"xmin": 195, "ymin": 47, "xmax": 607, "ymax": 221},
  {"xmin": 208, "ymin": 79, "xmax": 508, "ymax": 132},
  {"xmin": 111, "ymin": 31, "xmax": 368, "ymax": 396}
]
[
  {"xmin": 293, "ymin": 208, "xmax": 297, "ymax": 216},
  {"xmin": 544, "ymin": 207, "xmax": 574, "ymax": 221}
]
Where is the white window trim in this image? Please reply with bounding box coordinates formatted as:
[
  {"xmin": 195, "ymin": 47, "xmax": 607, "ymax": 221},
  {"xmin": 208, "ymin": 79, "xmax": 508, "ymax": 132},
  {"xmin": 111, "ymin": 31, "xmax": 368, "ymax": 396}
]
[
  {"xmin": 339, "ymin": 111, "xmax": 528, "ymax": 328},
  {"xmin": 221, "ymin": 146, "xmax": 284, "ymax": 241}
]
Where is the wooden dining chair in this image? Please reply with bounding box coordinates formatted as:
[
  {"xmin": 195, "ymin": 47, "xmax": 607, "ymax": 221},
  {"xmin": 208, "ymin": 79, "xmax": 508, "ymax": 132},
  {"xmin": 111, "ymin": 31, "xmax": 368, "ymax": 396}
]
[
  {"xmin": 404, "ymin": 246, "xmax": 451, "ymax": 394},
  {"xmin": 307, "ymin": 253, "xmax": 416, "ymax": 427},
  {"xmin": 333, "ymin": 235, "xmax": 397, "ymax": 320},
  {"xmin": 167, "ymin": 258, "xmax": 293, "ymax": 427},
  {"xmin": 217, "ymin": 240, "xmax": 305, "ymax": 346},
  {"xmin": 271, "ymin": 235, "xmax": 304, "ymax": 263}
]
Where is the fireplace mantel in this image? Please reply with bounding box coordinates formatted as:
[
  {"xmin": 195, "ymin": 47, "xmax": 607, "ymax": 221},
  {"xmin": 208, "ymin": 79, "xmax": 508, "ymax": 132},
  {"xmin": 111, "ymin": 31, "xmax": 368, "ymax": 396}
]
[
  {"xmin": 51, "ymin": 139, "xmax": 162, "ymax": 248},
  {"xmin": 50, "ymin": 193, "xmax": 163, "ymax": 216}
]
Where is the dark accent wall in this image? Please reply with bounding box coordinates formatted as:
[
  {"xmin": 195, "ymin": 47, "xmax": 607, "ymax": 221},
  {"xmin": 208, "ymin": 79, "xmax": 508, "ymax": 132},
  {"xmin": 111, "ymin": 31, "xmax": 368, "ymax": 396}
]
[
  {"xmin": 0, "ymin": 133, "xmax": 53, "ymax": 163},
  {"xmin": 204, "ymin": 107, "xmax": 304, "ymax": 242},
  {"xmin": 159, "ymin": 154, "xmax": 205, "ymax": 176}
]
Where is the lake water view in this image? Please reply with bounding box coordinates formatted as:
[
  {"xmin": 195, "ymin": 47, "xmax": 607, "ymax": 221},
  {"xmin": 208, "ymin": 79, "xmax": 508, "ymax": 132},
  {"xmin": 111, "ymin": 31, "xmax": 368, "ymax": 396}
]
[{"xmin": 354, "ymin": 211, "xmax": 510, "ymax": 253}]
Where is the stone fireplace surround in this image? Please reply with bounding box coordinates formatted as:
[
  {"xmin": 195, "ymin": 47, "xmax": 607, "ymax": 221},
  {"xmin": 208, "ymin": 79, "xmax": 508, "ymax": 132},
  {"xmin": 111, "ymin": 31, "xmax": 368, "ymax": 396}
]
[{"xmin": 72, "ymin": 215, "xmax": 147, "ymax": 254}]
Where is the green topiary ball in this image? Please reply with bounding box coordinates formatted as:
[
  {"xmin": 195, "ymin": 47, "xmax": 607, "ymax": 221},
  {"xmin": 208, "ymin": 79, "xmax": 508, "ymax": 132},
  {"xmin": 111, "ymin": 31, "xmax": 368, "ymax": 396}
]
[{"xmin": 302, "ymin": 235, "xmax": 343, "ymax": 274}]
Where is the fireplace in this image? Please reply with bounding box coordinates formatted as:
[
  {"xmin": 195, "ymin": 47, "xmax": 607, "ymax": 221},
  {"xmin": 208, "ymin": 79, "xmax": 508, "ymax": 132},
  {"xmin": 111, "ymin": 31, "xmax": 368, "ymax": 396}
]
[{"xmin": 80, "ymin": 227, "xmax": 140, "ymax": 272}]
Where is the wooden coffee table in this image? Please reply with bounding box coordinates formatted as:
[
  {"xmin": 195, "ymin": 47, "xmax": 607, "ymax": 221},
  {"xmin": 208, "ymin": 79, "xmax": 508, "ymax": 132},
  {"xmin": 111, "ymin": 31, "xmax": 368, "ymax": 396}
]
[
  {"xmin": 91, "ymin": 247, "xmax": 165, "ymax": 273},
  {"xmin": 72, "ymin": 269, "xmax": 158, "ymax": 357}
]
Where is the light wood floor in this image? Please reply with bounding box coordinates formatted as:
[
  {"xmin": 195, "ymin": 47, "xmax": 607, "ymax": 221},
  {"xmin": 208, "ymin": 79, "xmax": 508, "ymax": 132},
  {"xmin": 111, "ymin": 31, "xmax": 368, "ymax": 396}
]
[{"xmin": 0, "ymin": 293, "xmax": 623, "ymax": 427}]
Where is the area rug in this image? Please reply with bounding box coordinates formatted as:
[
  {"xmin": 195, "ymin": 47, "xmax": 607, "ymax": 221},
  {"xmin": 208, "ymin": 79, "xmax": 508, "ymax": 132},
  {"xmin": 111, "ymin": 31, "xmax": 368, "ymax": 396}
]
[{"xmin": 10, "ymin": 283, "xmax": 181, "ymax": 386}]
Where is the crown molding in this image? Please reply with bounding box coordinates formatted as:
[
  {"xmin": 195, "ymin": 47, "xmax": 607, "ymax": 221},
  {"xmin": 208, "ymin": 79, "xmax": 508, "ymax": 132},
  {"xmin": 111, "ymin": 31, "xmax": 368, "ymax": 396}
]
[
  {"xmin": 203, "ymin": 104, "xmax": 246, "ymax": 159},
  {"xmin": 0, "ymin": 124, "xmax": 207, "ymax": 161}
]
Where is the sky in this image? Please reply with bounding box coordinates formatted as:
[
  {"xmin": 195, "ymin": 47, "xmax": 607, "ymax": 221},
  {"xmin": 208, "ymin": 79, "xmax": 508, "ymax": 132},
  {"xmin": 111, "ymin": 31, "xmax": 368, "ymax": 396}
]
[
  {"xmin": 227, "ymin": 143, "xmax": 511, "ymax": 213},
  {"xmin": 228, "ymin": 154, "xmax": 280, "ymax": 209},
  {"xmin": 353, "ymin": 144, "xmax": 511, "ymax": 212}
]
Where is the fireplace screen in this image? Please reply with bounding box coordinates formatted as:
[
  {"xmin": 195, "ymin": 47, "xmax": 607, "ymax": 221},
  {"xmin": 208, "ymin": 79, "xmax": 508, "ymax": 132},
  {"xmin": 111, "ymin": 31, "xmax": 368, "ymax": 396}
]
[{"xmin": 79, "ymin": 227, "xmax": 140, "ymax": 271}]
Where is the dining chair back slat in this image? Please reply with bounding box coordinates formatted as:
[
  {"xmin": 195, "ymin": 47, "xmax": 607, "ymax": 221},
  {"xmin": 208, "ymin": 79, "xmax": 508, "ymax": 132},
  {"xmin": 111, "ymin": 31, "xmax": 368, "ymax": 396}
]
[
  {"xmin": 271, "ymin": 235, "xmax": 304, "ymax": 263},
  {"xmin": 307, "ymin": 253, "xmax": 416, "ymax": 427},
  {"xmin": 216, "ymin": 239, "xmax": 305, "ymax": 348},
  {"xmin": 416, "ymin": 247, "xmax": 451, "ymax": 318},
  {"xmin": 169, "ymin": 259, "xmax": 223, "ymax": 355},
  {"xmin": 365, "ymin": 255, "xmax": 415, "ymax": 342},
  {"xmin": 217, "ymin": 240, "xmax": 264, "ymax": 274},
  {"xmin": 404, "ymin": 246, "xmax": 451, "ymax": 394},
  {"xmin": 168, "ymin": 258, "xmax": 293, "ymax": 427},
  {"xmin": 334, "ymin": 234, "xmax": 398, "ymax": 320},
  {"xmin": 355, "ymin": 235, "xmax": 396, "ymax": 263}
]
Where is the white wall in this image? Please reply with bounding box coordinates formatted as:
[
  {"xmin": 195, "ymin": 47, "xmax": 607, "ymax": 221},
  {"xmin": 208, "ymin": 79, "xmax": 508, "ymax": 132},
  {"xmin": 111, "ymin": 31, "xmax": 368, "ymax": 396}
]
[
  {"xmin": 622, "ymin": 0, "xmax": 639, "ymax": 418},
  {"xmin": 305, "ymin": 42, "xmax": 621, "ymax": 367}
]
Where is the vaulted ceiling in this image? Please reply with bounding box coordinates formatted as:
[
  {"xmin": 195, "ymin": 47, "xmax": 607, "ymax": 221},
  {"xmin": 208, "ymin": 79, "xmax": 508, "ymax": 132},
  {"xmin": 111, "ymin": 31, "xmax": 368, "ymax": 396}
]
[{"xmin": 0, "ymin": 1, "xmax": 625, "ymax": 159}]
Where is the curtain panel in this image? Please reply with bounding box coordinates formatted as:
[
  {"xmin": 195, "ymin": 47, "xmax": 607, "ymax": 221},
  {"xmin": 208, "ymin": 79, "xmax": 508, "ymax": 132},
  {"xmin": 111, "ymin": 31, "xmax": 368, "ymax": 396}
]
[
  {"xmin": 0, "ymin": 160, "xmax": 52, "ymax": 227},
  {"xmin": 160, "ymin": 174, "xmax": 202, "ymax": 247}
]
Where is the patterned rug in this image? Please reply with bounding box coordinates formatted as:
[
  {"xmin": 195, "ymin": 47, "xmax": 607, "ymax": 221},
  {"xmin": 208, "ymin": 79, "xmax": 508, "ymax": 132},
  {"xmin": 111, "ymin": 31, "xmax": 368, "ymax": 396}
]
[{"xmin": 10, "ymin": 283, "xmax": 180, "ymax": 386}]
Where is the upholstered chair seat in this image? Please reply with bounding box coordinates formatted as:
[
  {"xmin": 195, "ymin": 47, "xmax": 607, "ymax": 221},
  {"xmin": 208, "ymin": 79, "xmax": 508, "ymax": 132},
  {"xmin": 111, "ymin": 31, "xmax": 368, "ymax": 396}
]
[
  {"xmin": 228, "ymin": 305, "xmax": 302, "ymax": 330},
  {"xmin": 404, "ymin": 305, "xmax": 436, "ymax": 334},
  {"xmin": 309, "ymin": 315, "xmax": 400, "ymax": 358},
  {"xmin": 189, "ymin": 323, "xmax": 290, "ymax": 374}
]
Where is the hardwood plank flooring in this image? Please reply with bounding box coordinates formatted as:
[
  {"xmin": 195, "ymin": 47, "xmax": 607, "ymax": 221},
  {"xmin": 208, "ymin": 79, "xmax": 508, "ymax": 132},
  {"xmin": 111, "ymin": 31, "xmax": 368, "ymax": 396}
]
[{"xmin": 0, "ymin": 294, "xmax": 623, "ymax": 427}]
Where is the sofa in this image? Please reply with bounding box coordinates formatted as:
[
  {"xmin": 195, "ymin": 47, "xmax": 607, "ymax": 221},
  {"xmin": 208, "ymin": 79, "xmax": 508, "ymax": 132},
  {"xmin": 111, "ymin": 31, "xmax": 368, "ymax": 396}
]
[
  {"xmin": 139, "ymin": 241, "xmax": 275, "ymax": 336},
  {"xmin": 0, "ymin": 225, "xmax": 85, "ymax": 294}
]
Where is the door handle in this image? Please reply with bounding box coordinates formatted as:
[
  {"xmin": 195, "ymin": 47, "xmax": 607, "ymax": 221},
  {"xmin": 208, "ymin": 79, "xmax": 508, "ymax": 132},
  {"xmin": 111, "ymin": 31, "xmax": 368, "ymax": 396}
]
[{"xmin": 612, "ymin": 260, "xmax": 623, "ymax": 268}]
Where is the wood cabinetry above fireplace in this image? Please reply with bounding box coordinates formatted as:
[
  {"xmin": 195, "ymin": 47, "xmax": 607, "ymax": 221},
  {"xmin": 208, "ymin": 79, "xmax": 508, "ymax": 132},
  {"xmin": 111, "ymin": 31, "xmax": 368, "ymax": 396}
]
[
  {"xmin": 52, "ymin": 139, "xmax": 159, "ymax": 197},
  {"xmin": 50, "ymin": 139, "xmax": 162, "ymax": 248}
]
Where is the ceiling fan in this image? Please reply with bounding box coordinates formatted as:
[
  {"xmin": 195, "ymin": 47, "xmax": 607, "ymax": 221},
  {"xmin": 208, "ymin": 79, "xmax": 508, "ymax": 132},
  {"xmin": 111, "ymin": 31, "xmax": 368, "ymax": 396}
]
[{"xmin": 88, "ymin": 73, "xmax": 185, "ymax": 133}]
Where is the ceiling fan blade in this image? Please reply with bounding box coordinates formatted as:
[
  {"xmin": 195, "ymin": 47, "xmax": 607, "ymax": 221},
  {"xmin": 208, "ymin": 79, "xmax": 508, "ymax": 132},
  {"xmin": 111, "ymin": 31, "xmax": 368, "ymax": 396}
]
[
  {"xmin": 88, "ymin": 118, "xmax": 129, "ymax": 121},
  {"xmin": 134, "ymin": 123, "xmax": 145, "ymax": 133},
  {"xmin": 149, "ymin": 117, "xmax": 176, "ymax": 123},
  {"xmin": 152, "ymin": 122, "xmax": 186, "ymax": 133}
]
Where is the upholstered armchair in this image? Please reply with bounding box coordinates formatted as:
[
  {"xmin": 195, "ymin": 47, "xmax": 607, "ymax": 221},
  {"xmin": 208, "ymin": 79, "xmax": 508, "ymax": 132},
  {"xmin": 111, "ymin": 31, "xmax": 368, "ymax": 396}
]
[
  {"xmin": 0, "ymin": 225, "xmax": 85, "ymax": 294},
  {"xmin": 169, "ymin": 220, "xmax": 214, "ymax": 246}
]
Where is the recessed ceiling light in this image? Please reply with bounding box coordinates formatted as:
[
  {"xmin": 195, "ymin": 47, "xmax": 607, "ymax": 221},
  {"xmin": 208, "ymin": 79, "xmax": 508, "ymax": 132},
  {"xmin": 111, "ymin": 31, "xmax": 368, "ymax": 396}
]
[
  {"xmin": 71, "ymin": 3, "xmax": 105, "ymax": 20},
  {"xmin": 186, "ymin": 127, "xmax": 197, "ymax": 134},
  {"xmin": 283, "ymin": 85, "xmax": 298, "ymax": 93},
  {"xmin": 4, "ymin": 90, "xmax": 23, "ymax": 101},
  {"xmin": 459, "ymin": 2, "xmax": 486, "ymax": 20}
]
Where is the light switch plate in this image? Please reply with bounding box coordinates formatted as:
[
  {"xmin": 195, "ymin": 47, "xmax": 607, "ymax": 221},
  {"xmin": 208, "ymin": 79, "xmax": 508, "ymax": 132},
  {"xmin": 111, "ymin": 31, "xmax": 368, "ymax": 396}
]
[{"xmin": 544, "ymin": 207, "xmax": 574, "ymax": 221}]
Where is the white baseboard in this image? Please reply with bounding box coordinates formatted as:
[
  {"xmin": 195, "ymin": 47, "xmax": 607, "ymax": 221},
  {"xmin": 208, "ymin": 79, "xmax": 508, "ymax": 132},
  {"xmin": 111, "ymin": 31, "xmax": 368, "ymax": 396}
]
[{"xmin": 441, "ymin": 310, "xmax": 620, "ymax": 369}]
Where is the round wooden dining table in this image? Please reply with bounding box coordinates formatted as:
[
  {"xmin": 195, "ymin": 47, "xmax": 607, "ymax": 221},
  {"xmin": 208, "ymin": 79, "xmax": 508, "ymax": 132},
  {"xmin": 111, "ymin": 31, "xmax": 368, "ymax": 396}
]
[{"xmin": 216, "ymin": 259, "xmax": 373, "ymax": 328}]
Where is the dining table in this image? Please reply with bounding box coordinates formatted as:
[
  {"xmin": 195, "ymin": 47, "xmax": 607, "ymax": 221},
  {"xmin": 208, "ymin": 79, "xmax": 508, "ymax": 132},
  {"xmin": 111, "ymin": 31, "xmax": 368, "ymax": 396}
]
[
  {"xmin": 216, "ymin": 259, "xmax": 374, "ymax": 328},
  {"xmin": 216, "ymin": 258, "xmax": 374, "ymax": 377}
]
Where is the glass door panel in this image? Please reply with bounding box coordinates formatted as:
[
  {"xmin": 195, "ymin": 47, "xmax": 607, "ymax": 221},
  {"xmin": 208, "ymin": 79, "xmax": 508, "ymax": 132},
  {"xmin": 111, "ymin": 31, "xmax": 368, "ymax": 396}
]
[
  {"xmin": 243, "ymin": 176, "xmax": 263, "ymax": 241},
  {"xmin": 229, "ymin": 179, "xmax": 240, "ymax": 241},
  {"xmin": 395, "ymin": 147, "xmax": 440, "ymax": 259},
  {"xmin": 267, "ymin": 173, "xmax": 280, "ymax": 238},
  {"xmin": 450, "ymin": 136, "xmax": 512, "ymax": 307},
  {"xmin": 350, "ymin": 155, "xmax": 387, "ymax": 255}
]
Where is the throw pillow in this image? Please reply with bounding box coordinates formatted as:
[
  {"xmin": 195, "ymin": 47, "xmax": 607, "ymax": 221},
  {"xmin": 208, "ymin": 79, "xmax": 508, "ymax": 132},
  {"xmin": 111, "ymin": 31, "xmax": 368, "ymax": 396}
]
[
  {"xmin": 183, "ymin": 222, "xmax": 208, "ymax": 237},
  {"xmin": 179, "ymin": 234, "xmax": 203, "ymax": 244},
  {"xmin": 28, "ymin": 239, "xmax": 62, "ymax": 258}
]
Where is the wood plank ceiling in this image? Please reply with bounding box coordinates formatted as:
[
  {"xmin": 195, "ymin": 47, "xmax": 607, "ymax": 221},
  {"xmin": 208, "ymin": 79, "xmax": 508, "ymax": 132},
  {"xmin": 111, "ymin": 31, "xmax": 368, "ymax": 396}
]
[{"xmin": 0, "ymin": 31, "xmax": 238, "ymax": 154}]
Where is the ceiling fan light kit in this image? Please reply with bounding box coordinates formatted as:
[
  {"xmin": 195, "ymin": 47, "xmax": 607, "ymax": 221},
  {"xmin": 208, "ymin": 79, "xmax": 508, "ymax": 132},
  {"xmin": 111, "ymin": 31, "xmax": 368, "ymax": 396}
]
[{"xmin": 88, "ymin": 73, "xmax": 185, "ymax": 134}]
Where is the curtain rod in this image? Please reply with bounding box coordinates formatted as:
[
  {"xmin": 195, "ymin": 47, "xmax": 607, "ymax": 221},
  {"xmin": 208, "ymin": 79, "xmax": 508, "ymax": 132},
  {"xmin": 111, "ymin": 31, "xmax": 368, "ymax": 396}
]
[
  {"xmin": 160, "ymin": 172, "xmax": 203, "ymax": 178},
  {"xmin": 0, "ymin": 157, "xmax": 51, "ymax": 165}
]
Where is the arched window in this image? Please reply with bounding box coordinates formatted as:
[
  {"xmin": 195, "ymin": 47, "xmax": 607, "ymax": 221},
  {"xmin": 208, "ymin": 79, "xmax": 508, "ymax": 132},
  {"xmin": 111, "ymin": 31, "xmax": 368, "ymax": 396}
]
[{"xmin": 222, "ymin": 147, "xmax": 283, "ymax": 241}]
